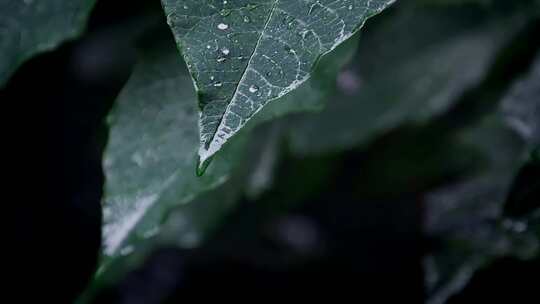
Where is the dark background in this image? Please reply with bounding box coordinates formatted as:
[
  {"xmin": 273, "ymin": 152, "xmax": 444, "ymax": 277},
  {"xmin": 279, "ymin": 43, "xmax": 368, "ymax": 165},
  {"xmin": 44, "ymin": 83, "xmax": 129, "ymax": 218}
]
[{"xmin": 6, "ymin": 0, "xmax": 538, "ymax": 303}]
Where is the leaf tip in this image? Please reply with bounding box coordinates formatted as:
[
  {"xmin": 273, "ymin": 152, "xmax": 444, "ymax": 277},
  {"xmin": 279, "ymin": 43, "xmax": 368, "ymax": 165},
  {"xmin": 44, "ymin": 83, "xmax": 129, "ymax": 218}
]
[{"xmin": 196, "ymin": 153, "xmax": 214, "ymax": 176}]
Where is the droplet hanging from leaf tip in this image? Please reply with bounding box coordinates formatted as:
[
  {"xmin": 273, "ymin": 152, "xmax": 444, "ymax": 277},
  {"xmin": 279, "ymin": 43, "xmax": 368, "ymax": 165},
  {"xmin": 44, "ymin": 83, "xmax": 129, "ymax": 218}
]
[{"xmin": 196, "ymin": 155, "xmax": 213, "ymax": 176}]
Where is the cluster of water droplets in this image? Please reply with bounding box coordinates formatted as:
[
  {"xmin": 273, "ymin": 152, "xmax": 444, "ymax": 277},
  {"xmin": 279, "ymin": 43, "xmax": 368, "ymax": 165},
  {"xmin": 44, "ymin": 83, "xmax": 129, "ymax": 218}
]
[
  {"xmin": 207, "ymin": 3, "xmax": 264, "ymax": 95},
  {"xmin": 194, "ymin": 0, "xmax": 359, "ymax": 173}
]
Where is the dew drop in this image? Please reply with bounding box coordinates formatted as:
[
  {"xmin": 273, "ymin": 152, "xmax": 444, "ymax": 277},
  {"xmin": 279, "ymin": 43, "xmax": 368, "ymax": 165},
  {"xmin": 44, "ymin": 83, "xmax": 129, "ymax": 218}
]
[
  {"xmin": 213, "ymin": 81, "xmax": 223, "ymax": 87},
  {"xmin": 243, "ymin": 16, "xmax": 251, "ymax": 23},
  {"xmin": 249, "ymin": 85, "xmax": 259, "ymax": 93},
  {"xmin": 217, "ymin": 57, "xmax": 226, "ymax": 63},
  {"xmin": 183, "ymin": 5, "xmax": 188, "ymax": 9},
  {"xmin": 217, "ymin": 23, "xmax": 229, "ymax": 30},
  {"xmin": 210, "ymin": 76, "xmax": 215, "ymax": 81},
  {"xmin": 196, "ymin": 156, "xmax": 214, "ymax": 176},
  {"xmin": 348, "ymin": 4, "xmax": 353, "ymax": 10},
  {"xmin": 221, "ymin": 47, "xmax": 230, "ymax": 55}
]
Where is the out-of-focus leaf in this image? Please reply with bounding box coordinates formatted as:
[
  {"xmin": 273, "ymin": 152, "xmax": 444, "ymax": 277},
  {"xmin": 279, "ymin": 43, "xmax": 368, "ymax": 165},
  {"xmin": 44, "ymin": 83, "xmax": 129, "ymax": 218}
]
[
  {"xmin": 0, "ymin": 0, "xmax": 96, "ymax": 86},
  {"xmin": 244, "ymin": 124, "xmax": 282, "ymax": 199},
  {"xmin": 160, "ymin": 0, "xmax": 396, "ymax": 170},
  {"xmin": 87, "ymin": 179, "xmax": 243, "ymax": 299},
  {"xmin": 231, "ymin": 32, "xmax": 361, "ymax": 199},
  {"xmin": 504, "ymin": 161, "xmax": 540, "ymax": 219},
  {"xmin": 287, "ymin": 2, "xmax": 529, "ymax": 156},
  {"xmin": 424, "ymin": 54, "xmax": 540, "ymax": 304},
  {"xmin": 101, "ymin": 35, "xmax": 244, "ymax": 265},
  {"xmin": 501, "ymin": 55, "xmax": 540, "ymax": 150}
]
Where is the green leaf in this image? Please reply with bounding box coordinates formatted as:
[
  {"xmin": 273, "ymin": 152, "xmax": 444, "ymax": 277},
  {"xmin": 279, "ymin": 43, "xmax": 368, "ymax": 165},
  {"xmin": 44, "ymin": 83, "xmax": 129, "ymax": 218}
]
[
  {"xmin": 287, "ymin": 2, "xmax": 529, "ymax": 156},
  {"xmin": 161, "ymin": 0, "xmax": 396, "ymax": 170},
  {"xmin": 101, "ymin": 36, "xmax": 245, "ymax": 263},
  {"xmin": 87, "ymin": 33, "xmax": 251, "ymax": 299},
  {"xmin": 425, "ymin": 54, "xmax": 540, "ymax": 304},
  {"xmin": 96, "ymin": 23, "xmax": 359, "ymax": 286},
  {"xmin": 0, "ymin": 0, "xmax": 96, "ymax": 86},
  {"xmin": 501, "ymin": 55, "xmax": 540, "ymax": 151}
]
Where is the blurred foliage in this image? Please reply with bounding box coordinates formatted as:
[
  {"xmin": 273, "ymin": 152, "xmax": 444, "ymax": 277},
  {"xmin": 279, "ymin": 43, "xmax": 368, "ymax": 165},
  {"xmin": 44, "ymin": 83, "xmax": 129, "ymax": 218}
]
[
  {"xmin": 7, "ymin": 0, "xmax": 538, "ymax": 303},
  {"xmin": 0, "ymin": 0, "xmax": 97, "ymax": 86}
]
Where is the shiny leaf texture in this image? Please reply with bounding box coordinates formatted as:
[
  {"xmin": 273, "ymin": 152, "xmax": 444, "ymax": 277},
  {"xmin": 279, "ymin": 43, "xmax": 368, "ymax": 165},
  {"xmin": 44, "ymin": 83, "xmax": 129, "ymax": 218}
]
[
  {"xmin": 102, "ymin": 37, "xmax": 244, "ymax": 261},
  {"xmin": 161, "ymin": 0, "xmax": 396, "ymax": 170},
  {"xmin": 98, "ymin": 24, "xmax": 358, "ymax": 281},
  {"xmin": 287, "ymin": 2, "xmax": 529, "ymax": 155}
]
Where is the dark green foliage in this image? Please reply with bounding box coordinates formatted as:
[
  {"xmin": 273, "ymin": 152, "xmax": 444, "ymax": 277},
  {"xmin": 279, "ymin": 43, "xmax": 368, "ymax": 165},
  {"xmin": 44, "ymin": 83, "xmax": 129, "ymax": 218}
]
[{"xmin": 7, "ymin": 0, "xmax": 538, "ymax": 303}]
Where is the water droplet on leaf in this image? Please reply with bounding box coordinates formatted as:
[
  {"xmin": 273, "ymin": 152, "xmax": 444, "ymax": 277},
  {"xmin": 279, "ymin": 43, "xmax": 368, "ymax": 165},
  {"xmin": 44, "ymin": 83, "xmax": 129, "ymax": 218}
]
[{"xmin": 196, "ymin": 156, "xmax": 214, "ymax": 176}]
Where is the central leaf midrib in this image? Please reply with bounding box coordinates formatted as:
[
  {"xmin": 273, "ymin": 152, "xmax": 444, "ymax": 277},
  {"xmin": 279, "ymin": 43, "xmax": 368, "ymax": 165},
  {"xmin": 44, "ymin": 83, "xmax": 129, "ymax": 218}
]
[{"xmin": 206, "ymin": 0, "xmax": 280, "ymax": 149}]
